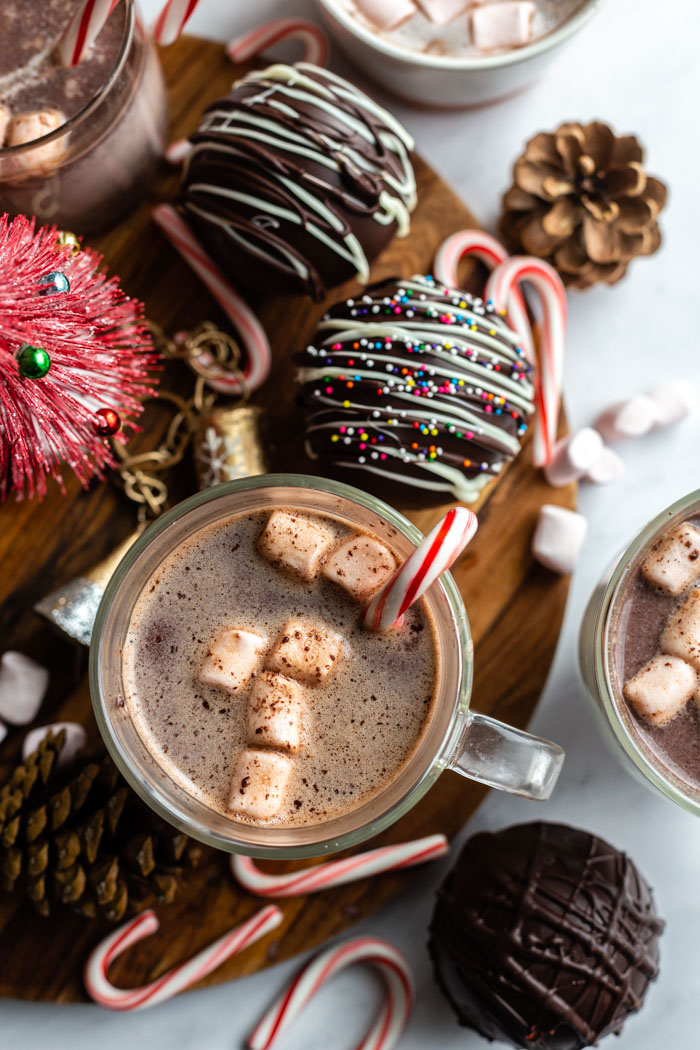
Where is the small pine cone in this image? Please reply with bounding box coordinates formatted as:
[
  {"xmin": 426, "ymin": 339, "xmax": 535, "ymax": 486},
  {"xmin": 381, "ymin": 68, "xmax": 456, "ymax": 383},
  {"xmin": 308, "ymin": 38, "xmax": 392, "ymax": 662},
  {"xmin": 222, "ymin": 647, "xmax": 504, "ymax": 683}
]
[{"xmin": 500, "ymin": 121, "xmax": 668, "ymax": 289}]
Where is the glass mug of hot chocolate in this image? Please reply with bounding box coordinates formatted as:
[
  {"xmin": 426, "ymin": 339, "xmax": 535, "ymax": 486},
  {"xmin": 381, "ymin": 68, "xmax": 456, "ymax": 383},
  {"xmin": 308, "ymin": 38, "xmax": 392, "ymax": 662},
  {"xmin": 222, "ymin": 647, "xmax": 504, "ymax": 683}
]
[
  {"xmin": 580, "ymin": 489, "xmax": 700, "ymax": 814},
  {"xmin": 90, "ymin": 476, "xmax": 564, "ymax": 858}
]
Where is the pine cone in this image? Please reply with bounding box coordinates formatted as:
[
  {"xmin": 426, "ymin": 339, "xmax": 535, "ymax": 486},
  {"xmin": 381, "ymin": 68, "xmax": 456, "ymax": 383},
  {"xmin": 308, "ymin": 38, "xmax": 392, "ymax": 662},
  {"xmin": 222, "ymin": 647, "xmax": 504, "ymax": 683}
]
[
  {"xmin": 499, "ymin": 121, "xmax": 668, "ymax": 289},
  {"xmin": 0, "ymin": 730, "xmax": 202, "ymax": 921}
]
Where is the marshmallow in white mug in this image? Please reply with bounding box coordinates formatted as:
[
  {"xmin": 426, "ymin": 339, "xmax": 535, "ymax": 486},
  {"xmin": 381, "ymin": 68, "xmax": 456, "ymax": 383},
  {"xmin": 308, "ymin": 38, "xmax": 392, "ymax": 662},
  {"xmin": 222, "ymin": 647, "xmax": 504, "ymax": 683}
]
[
  {"xmin": 22, "ymin": 722, "xmax": 87, "ymax": 769},
  {"xmin": 258, "ymin": 510, "xmax": 334, "ymax": 582},
  {"xmin": 532, "ymin": 504, "xmax": 587, "ymax": 575},
  {"xmin": 355, "ymin": 0, "xmax": 417, "ymax": 30},
  {"xmin": 585, "ymin": 446, "xmax": 625, "ymax": 486},
  {"xmin": 247, "ymin": 672, "xmax": 304, "ymax": 752},
  {"xmin": 642, "ymin": 522, "xmax": 700, "ymax": 596},
  {"xmin": 624, "ymin": 654, "xmax": 696, "ymax": 726},
  {"xmin": 417, "ymin": 0, "xmax": 470, "ymax": 24},
  {"xmin": 470, "ymin": 1, "xmax": 535, "ymax": 50},
  {"xmin": 661, "ymin": 587, "xmax": 700, "ymax": 671},
  {"xmin": 543, "ymin": 428, "xmax": 604, "ymax": 488},
  {"xmin": 322, "ymin": 535, "xmax": 396, "ymax": 603},
  {"xmin": 649, "ymin": 379, "xmax": 697, "ymax": 429},
  {"xmin": 6, "ymin": 109, "xmax": 66, "ymax": 173},
  {"xmin": 228, "ymin": 748, "xmax": 293, "ymax": 820},
  {"xmin": 198, "ymin": 628, "xmax": 267, "ymax": 694},
  {"xmin": 0, "ymin": 651, "xmax": 50, "ymax": 725},
  {"xmin": 268, "ymin": 621, "xmax": 343, "ymax": 684},
  {"xmin": 595, "ymin": 393, "xmax": 659, "ymax": 442}
]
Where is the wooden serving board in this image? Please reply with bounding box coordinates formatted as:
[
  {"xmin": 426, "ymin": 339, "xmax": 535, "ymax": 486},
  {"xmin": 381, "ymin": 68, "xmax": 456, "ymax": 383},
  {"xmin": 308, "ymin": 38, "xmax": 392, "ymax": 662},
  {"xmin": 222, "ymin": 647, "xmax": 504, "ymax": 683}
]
[{"xmin": 0, "ymin": 36, "xmax": 575, "ymax": 1002}]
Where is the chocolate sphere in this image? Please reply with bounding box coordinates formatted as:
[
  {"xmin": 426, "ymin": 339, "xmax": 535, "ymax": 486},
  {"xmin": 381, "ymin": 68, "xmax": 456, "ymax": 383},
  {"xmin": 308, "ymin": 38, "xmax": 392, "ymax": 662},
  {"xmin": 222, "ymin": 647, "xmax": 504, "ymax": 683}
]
[
  {"xmin": 296, "ymin": 275, "xmax": 534, "ymax": 506},
  {"xmin": 180, "ymin": 63, "xmax": 416, "ymax": 301},
  {"xmin": 428, "ymin": 822, "xmax": 664, "ymax": 1050}
]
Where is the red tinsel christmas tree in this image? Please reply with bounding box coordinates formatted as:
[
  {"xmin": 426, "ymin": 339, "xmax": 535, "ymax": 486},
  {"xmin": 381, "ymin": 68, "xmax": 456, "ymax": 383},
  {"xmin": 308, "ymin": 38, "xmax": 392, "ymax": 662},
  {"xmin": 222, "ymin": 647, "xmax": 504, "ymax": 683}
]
[{"xmin": 0, "ymin": 214, "xmax": 159, "ymax": 501}]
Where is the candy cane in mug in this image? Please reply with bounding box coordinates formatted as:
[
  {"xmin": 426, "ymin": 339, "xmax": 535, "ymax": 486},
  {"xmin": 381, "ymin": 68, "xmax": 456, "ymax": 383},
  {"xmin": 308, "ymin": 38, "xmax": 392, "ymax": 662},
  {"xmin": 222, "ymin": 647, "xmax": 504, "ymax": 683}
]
[
  {"xmin": 85, "ymin": 905, "xmax": 282, "ymax": 1010},
  {"xmin": 231, "ymin": 834, "xmax": 448, "ymax": 898},
  {"xmin": 227, "ymin": 19, "xmax": 330, "ymax": 67},
  {"xmin": 57, "ymin": 0, "xmax": 121, "ymax": 67},
  {"xmin": 152, "ymin": 0, "xmax": 200, "ymax": 46},
  {"xmin": 249, "ymin": 937, "xmax": 413, "ymax": 1050}
]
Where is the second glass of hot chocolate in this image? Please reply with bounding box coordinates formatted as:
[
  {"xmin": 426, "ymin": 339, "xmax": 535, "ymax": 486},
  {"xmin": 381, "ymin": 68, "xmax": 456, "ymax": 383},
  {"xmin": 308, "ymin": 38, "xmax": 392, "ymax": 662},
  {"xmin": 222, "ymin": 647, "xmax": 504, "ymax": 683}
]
[{"xmin": 91, "ymin": 476, "xmax": 564, "ymax": 857}]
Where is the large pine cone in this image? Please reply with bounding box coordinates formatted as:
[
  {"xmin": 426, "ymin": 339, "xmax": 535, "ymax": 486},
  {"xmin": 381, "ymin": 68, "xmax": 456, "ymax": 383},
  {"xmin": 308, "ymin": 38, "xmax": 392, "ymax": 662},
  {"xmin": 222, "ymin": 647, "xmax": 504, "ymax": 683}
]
[{"xmin": 499, "ymin": 121, "xmax": 667, "ymax": 289}]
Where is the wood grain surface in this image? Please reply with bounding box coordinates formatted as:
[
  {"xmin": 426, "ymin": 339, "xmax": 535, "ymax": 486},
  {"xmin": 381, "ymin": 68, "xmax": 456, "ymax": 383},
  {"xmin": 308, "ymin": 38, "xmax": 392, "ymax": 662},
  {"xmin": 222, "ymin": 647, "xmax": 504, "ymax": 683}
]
[{"xmin": 0, "ymin": 35, "xmax": 575, "ymax": 1002}]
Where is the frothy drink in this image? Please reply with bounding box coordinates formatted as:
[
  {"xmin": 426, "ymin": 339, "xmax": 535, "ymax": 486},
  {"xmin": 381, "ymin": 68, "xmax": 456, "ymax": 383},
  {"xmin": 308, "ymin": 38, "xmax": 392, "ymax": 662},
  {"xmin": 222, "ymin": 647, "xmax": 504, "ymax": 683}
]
[
  {"xmin": 123, "ymin": 507, "xmax": 439, "ymax": 827},
  {"xmin": 612, "ymin": 514, "xmax": 700, "ymax": 794}
]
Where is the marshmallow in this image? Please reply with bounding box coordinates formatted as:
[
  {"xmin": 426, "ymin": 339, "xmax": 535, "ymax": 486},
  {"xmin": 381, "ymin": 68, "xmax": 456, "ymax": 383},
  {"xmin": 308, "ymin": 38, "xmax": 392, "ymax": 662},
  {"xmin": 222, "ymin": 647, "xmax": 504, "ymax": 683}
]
[
  {"xmin": 355, "ymin": 0, "xmax": 417, "ymax": 30},
  {"xmin": 198, "ymin": 629, "xmax": 267, "ymax": 694},
  {"xmin": 543, "ymin": 428, "xmax": 604, "ymax": 487},
  {"xmin": 268, "ymin": 620, "xmax": 343, "ymax": 684},
  {"xmin": 322, "ymin": 535, "xmax": 396, "ymax": 603},
  {"xmin": 624, "ymin": 654, "xmax": 696, "ymax": 726},
  {"xmin": 417, "ymin": 0, "xmax": 469, "ymax": 23},
  {"xmin": 661, "ymin": 588, "xmax": 700, "ymax": 671},
  {"xmin": 228, "ymin": 748, "xmax": 293, "ymax": 820},
  {"xmin": 649, "ymin": 379, "xmax": 697, "ymax": 429},
  {"xmin": 642, "ymin": 522, "xmax": 700, "ymax": 596},
  {"xmin": 585, "ymin": 446, "xmax": 625, "ymax": 486},
  {"xmin": 0, "ymin": 105, "xmax": 10, "ymax": 147},
  {"xmin": 595, "ymin": 394, "xmax": 659, "ymax": 442},
  {"xmin": 0, "ymin": 651, "xmax": 50, "ymax": 725},
  {"xmin": 531, "ymin": 504, "xmax": 587, "ymax": 575},
  {"xmin": 258, "ymin": 510, "xmax": 334, "ymax": 582},
  {"xmin": 6, "ymin": 109, "xmax": 66, "ymax": 173},
  {"xmin": 248, "ymin": 672, "xmax": 304, "ymax": 752},
  {"xmin": 471, "ymin": 1, "xmax": 535, "ymax": 50},
  {"xmin": 22, "ymin": 722, "xmax": 87, "ymax": 769}
]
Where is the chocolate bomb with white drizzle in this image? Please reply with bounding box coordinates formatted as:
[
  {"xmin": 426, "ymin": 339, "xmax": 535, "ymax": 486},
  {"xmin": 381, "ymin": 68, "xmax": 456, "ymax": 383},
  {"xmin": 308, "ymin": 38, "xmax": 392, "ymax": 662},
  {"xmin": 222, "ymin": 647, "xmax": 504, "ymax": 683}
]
[
  {"xmin": 296, "ymin": 275, "xmax": 535, "ymax": 506},
  {"xmin": 180, "ymin": 63, "xmax": 416, "ymax": 301}
]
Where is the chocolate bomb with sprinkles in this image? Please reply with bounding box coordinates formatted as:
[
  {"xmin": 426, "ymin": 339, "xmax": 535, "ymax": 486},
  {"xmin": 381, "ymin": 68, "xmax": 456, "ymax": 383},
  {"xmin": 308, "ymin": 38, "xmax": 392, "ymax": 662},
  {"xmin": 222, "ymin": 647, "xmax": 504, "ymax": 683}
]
[
  {"xmin": 296, "ymin": 275, "xmax": 535, "ymax": 506},
  {"xmin": 428, "ymin": 822, "xmax": 664, "ymax": 1049},
  {"xmin": 180, "ymin": 63, "xmax": 416, "ymax": 300}
]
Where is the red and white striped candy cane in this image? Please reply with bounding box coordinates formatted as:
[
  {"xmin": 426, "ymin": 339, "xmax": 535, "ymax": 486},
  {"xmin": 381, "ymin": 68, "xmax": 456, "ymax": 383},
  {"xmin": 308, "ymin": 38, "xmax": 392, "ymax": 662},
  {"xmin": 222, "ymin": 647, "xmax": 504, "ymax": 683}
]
[
  {"xmin": 363, "ymin": 507, "xmax": 477, "ymax": 632},
  {"xmin": 85, "ymin": 905, "xmax": 282, "ymax": 1010},
  {"xmin": 232, "ymin": 834, "xmax": 448, "ymax": 898},
  {"xmin": 152, "ymin": 204, "xmax": 271, "ymax": 395},
  {"xmin": 249, "ymin": 937, "xmax": 413, "ymax": 1050},
  {"xmin": 485, "ymin": 256, "xmax": 567, "ymax": 468},
  {"xmin": 57, "ymin": 0, "xmax": 120, "ymax": 67},
  {"xmin": 227, "ymin": 19, "xmax": 330, "ymax": 67},
  {"xmin": 152, "ymin": 0, "xmax": 200, "ymax": 46},
  {"xmin": 433, "ymin": 230, "xmax": 534, "ymax": 363}
]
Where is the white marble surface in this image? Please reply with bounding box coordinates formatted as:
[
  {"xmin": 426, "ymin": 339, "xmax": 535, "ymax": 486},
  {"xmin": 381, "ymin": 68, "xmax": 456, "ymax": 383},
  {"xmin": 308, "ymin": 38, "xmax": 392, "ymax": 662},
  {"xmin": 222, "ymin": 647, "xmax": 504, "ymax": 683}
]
[{"xmin": 3, "ymin": 0, "xmax": 700, "ymax": 1045}]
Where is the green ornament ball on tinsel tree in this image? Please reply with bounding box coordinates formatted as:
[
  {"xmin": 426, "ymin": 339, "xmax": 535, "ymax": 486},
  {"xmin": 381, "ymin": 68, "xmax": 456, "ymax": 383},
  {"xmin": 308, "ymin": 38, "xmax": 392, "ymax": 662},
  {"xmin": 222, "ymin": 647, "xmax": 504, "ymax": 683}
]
[{"xmin": 16, "ymin": 343, "xmax": 51, "ymax": 379}]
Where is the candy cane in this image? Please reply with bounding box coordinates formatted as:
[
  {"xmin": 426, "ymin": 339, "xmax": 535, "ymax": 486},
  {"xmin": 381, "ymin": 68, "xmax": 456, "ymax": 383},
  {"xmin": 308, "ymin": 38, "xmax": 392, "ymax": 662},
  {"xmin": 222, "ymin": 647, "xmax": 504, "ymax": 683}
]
[
  {"xmin": 152, "ymin": 204, "xmax": 271, "ymax": 394},
  {"xmin": 231, "ymin": 834, "xmax": 448, "ymax": 898},
  {"xmin": 433, "ymin": 230, "xmax": 534, "ymax": 363},
  {"xmin": 485, "ymin": 256, "xmax": 567, "ymax": 468},
  {"xmin": 249, "ymin": 937, "xmax": 413, "ymax": 1050},
  {"xmin": 152, "ymin": 0, "xmax": 200, "ymax": 46},
  {"xmin": 363, "ymin": 507, "xmax": 477, "ymax": 632},
  {"xmin": 165, "ymin": 138, "xmax": 192, "ymax": 167},
  {"xmin": 57, "ymin": 0, "xmax": 120, "ymax": 67},
  {"xmin": 85, "ymin": 905, "xmax": 282, "ymax": 1010},
  {"xmin": 227, "ymin": 18, "xmax": 330, "ymax": 67}
]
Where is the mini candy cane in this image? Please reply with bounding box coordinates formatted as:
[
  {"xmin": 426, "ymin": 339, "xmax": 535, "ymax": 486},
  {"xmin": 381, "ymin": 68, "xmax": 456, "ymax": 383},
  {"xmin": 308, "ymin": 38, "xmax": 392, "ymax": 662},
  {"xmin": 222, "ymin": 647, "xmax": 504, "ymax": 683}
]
[
  {"xmin": 227, "ymin": 18, "xmax": 330, "ymax": 67},
  {"xmin": 165, "ymin": 138, "xmax": 192, "ymax": 167},
  {"xmin": 231, "ymin": 834, "xmax": 448, "ymax": 898},
  {"xmin": 57, "ymin": 0, "xmax": 120, "ymax": 66},
  {"xmin": 363, "ymin": 507, "xmax": 477, "ymax": 632},
  {"xmin": 85, "ymin": 905, "xmax": 282, "ymax": 1010},
  {"xmin": 152, "ymin": 0, "xmax": 200, "ymax": 46},
  {"xmin": 249, "ymin": 937, "xmax": 413, "ymax": 1050},
  {"xmin": 433, "ymin": 230, "xmax": 534, "ymax": 363},
  {"xmin": 485, "ymin": 256, "xmax": 567, "ymax": 468},
  {"xmin": 152, "ymin": 204, "xmax": 271, "ymax": 395}
]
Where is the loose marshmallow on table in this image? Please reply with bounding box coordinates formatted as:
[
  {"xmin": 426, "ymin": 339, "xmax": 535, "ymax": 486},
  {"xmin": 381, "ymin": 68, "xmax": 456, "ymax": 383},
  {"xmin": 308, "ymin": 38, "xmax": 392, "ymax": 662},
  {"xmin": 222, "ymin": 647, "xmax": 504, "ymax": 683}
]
[
  {"xmin": 661, "ymin": 587, "xmax": 700, "ymax": 671},
  {"xmin": 0, "ymin": 651, "xmax": 50, "ymax": 725},
  {"xmin": 624, "ymin": 654, "xmax": 696, "ymax": 726},
  {"xmin": 417, "ymin": 0, "xmax": 469, "ymax": 24},
  {"xmin": 531, "ymin": 505, "xmax": 588, "ymax": 575},
  {"xmin": 470, "ymin": 1, "xmax": 535, "ymax": 51},
  {"xmin": 543, "ymin": 428, "xmax": 604, "ymax": 488},
  {"xmin": 258, "ymin": 510, "xmax": 334, "ymax": 582},
  {"xmin": 228, "ymin": 748, "xmax": 293, "ymax": 820},
  {"xmin": 198, "ymin": 629, "xmax": 267, "ymax": 694},
  {"xmin": 248, "ymin": 672, "xmax": 304, "ymax": 752},
  {"xmin": 595, "ymin": 394, "xmax": 659, "ymax": 442},
  {"xmin": 642, "ymin": 522, "xmax": 700, "ymax": 596},
  {"xmin": 322, "ymin": 535, "xmax": 396, "ymax": 603},
  {"xmin": 585, "ymin": 446, "xmax": 626, "ymax": 485},
  {"xmin": 22, "ymin": 722, "xmax": 87, "ymax": 769},
  {"xmin": 355, "ymin": 0, "xmax": 417, "ymax": 30},
  {"xmin": 650, "ymin": 379, "xmax": 697, "ymax": 428},
  {"xmin": 268, "ymin": 621, "xmax": 343, "ymax": 684},
  {"xmin": 6, "ymin": 109, "xmax": 66, "ymax": 173}
]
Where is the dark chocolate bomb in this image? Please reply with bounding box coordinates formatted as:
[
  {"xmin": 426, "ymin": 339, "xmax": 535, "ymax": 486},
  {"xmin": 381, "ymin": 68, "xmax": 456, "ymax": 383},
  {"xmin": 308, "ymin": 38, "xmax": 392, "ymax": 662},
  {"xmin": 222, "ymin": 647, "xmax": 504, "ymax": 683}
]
[
  {"xmin": 296, "ymin": 275, "xmax": 535, "ymax": 506},
  {"xmin": 180, "ymin": 63, "xmax": 416, "ymax": 301},
  {"xmin": 428, "ymin": 822, "xmax": 663, "ymax": 1049}
]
